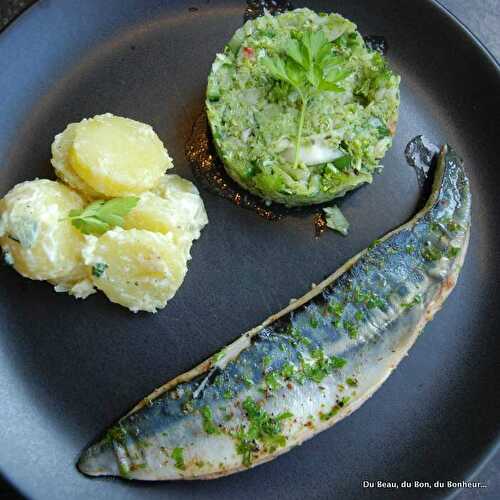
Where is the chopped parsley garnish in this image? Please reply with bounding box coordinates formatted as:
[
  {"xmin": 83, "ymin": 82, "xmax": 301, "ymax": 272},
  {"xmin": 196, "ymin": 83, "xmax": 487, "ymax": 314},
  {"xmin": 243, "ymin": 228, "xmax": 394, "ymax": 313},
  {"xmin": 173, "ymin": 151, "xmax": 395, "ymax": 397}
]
[
  {"xmin": 104, "ymin": 425, "xmax": 128, "ymax": 446},
  {"xmin": 301, "ymin": 351, "xmax": 347, "ymax": 383},
  {"xmin": 118, "ymin": 462, "xmax": 130, "ymax": 478},
  {"xmin": 368, "ymin": 239, "xmax": 382, "ymax": 250},
  {"xmin": 213, "ymin": 348, "xmax": 227, "ymax": 363},
  {"xmin": 280, "ymin": 362, "xmax": 296, "ymax": 379},
  {"xmin": 421, "ymin": 244, "xmax": 442, "ymax": 261},
  {"xmin": 405, "ymin": 244, "xmax": 415, "ymax": 255},
  {"xmin": 328, "ymin": 302, "xmax": 344, "ymax": 316},
  {"xmin": 346, "ymin": 377, "xmax": 358, "ymax": 387},
  {"xmin": 172, "ymin": 447, "xmax": 185, "ymax": 470},
  {"xmin": 200, "ymin": 406, "xmax": 219, "ymax": 435},
  {"xmin": 447, "ymin": 246, "xmax": 460, "ymax": 258},
  {"xmin": 377, "ymin": 124, "xmax": 390, "ymax": 138},
  {"xmin": 287, "ymin": 326, "xmax": 312, "ymax": 346},
  {"xmin": 365, "ymin": 293, "xmax": 385, "ymax": 310},
  {"xmin": 319, "ymin": 396, "xmax": 351, "ymax": 421},
  {"xmin": 91, "ymin": 262, "xmax": 108, "ymax": 278},
  {"xmin": 223, "ymin": 389, "xmax": 234, "ymax": 400},
  {"xmin": 311, "ymin": 348, "xmax": 324, "ymax": 359},
  {"xmin": 353, "ymin": 287, "xmax": 372, "ymax": 304},
  {"xmin": 262, "ymin": 354, "xmax": 272, "ymax": 369},
  {"xmin": 343, "ymin": 320, "xmax": 358, "ymax": 339},
  {"xmin": 235, "ymin": 398, "xmax": 292, "ymax": 467},
  {"xmin": 242, "ymin": 376, "xmax": 254, "ymax": 388},
  {"xmin": 401, "ymin": 294, "xmax": 422, "ymax": 310},
  {"xmin": 265, "ymin": 372, "xmax": 281, "ymax": 391},
  {"xmin": 446, "ymin": 220, "xmax": 463, "ymax": 232},
  {"xmin": 181, "ymin": 400, "xmax": 194, "ymax": 414}
]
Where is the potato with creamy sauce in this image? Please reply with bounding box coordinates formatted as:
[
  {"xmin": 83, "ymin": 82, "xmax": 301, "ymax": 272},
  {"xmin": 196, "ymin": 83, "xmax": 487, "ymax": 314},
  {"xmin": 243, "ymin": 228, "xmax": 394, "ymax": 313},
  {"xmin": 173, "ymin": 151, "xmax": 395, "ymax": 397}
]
[
  {"xmin": 51, "ymin": 113, "xmax": 173, "ymax": 198},
  {"xmin": 123, "ymin": 174, "xmax": 208, "ymax": 254},
  {"xmin": 51, "ymin": 123, "xmax": 100, "ymax": 199},
  {"xmin": 0, "ymin": 179, "xmax": 92, "ymax": 295},
  {"xmin": 82, "ymin": 228, "xmax": 188, "ymax": 313},
  {"xmin": 1, "ymin": 114, "xmax": 208, "ymax": 312}
]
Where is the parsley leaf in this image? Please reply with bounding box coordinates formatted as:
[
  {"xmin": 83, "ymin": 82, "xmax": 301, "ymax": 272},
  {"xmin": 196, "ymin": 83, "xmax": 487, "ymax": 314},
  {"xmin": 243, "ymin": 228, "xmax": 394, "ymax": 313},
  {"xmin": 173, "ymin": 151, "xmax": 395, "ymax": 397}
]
[
  {"xmin": 323, "ymin": 205, "xmax": 350, "ymax": 236},
  {"xmin": 68, "ymin": 196, "xmax": 139, "ymax": 235},
  {"xmin": 261, "ymin": 30, "xmax": 352, "ymax": 168},
  {"xmin": 325, "ymin": 67, "xmax": 353, "ymax": 84},
  {"xmin": 284, "ymin": 39, "xmax": 304, "ymax": 67}
]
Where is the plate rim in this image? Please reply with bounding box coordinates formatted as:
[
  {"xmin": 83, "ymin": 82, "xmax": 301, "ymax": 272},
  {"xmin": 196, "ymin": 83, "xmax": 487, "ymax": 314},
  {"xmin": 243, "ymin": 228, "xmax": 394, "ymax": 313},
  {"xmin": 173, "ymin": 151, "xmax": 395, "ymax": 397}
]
[{"xmin": 427, "ymin": 3, "xmax": 500, "ymax": 498}]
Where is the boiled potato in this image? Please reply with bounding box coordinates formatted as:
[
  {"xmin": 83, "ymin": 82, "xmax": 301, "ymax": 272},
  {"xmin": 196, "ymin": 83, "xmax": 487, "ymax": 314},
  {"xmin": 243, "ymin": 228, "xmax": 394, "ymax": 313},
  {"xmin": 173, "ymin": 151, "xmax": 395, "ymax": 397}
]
[
  {"xmin": 0, "ymin": 179, "xmax": 89, "ymax": 286},
  {"xmin": 122, "ymin": 192, "xmax": 193, "ymax": 255},
  {"xmin": 82, "ymin": 228, "xmax": 188, "ymax": 313},
  {"xmin": 51, "ymin": 123, "xmax": 100, "ymax": 199},
  {"xmin": 55, "ymin": 278, "xmax": 96, "ymax": 299},
  {"xmin": 123, "ymin": 175, "xmax": 208, "ymax": 253},
  {"xmin": 152, "ymin": 174, "xmax": 208, "ymax": 240},
  {"xmin": 68, "ymin": 114, "xmax": 172, "ymax": 197}
]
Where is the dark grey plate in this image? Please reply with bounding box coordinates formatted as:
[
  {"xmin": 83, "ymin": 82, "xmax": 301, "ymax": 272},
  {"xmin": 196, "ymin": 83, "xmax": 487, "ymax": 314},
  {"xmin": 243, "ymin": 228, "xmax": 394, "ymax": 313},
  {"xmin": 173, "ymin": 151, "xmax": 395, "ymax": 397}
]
[{"xmin": 0, "ymin": 1, "xmax": 498, "ymax": 499}]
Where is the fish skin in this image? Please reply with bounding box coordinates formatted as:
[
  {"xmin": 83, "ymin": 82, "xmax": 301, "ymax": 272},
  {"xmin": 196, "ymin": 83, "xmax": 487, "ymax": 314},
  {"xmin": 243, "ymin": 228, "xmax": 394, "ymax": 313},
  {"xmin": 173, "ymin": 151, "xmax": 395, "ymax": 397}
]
[{"xmin": 78, "ymin": 145, "xmax": 471, "ymax": 480}]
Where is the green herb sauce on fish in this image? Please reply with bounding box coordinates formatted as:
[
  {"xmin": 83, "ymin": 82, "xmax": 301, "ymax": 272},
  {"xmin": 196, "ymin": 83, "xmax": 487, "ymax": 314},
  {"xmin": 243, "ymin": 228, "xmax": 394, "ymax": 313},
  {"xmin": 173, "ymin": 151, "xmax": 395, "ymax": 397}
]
[{"xmin": 78, "ymin": 145, "xmax": 471, "ymax": 480}]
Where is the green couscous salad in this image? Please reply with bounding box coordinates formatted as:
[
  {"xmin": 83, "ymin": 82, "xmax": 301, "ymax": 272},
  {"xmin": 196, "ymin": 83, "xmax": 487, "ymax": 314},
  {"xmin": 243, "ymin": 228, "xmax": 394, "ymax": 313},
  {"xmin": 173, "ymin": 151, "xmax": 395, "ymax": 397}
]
[{"xmin": 206, "ymin": 8, "xmax": 401, "ymax": 206}]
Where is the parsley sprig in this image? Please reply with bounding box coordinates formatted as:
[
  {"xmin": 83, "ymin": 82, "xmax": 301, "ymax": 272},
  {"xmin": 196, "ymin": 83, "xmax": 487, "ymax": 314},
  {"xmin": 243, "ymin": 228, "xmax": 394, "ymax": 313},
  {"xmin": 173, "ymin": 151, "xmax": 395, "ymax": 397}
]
[
  {"xmin": 261, "ymin": 30, "xmax": 352, "ymax": 168},
  {"xmin": 68, "ymin": 196, "xmax": 139, "ymax": 235}
]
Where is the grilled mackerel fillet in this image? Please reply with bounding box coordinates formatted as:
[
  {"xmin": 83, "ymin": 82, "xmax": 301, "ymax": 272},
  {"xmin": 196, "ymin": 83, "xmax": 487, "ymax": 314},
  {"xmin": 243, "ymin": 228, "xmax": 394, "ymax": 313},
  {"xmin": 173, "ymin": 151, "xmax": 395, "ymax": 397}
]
[{"xmin": 78, "ymin": 145, "xmax": 471, "ymax": 480}]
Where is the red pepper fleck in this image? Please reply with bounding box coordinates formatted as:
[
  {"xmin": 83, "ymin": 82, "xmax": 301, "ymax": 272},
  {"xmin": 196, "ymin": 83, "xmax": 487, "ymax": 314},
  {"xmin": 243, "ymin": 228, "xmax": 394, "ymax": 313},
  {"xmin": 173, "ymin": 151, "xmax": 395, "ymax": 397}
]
[
  {"xmin": 243, "ymin": 47, "xmax": 255, "ymax": 60},
  {"xmin": 388, "ymin": 120, "xmax": 397, "ymax": 136}
]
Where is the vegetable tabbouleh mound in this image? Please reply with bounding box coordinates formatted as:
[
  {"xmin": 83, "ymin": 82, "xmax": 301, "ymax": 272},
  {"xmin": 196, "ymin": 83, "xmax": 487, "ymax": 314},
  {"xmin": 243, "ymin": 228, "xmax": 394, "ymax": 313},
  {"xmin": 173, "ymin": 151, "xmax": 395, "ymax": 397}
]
[{"xmin": 206, "ymin": 8, "xmax": 400, "ymax": 206}]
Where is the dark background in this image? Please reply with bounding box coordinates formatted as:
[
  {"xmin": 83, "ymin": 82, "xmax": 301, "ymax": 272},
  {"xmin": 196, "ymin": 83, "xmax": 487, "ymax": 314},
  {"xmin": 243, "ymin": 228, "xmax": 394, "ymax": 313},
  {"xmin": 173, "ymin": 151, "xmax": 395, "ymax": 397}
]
[{"xmin": 0, "ymin": 0, "xmax": 498, "ymax": 498}]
